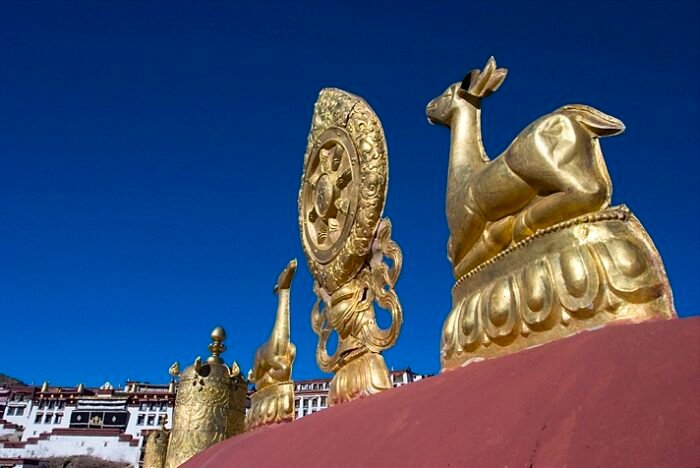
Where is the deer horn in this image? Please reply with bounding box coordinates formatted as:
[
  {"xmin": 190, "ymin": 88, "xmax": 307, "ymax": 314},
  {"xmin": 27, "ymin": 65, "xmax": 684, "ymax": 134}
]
[
  {"xmin": 489, "ymin": 68, "xmax": 508, "ymax": 92},
  {"xmin": 461, "ymin": 57, "xmax": 508, "ymax": 98}
]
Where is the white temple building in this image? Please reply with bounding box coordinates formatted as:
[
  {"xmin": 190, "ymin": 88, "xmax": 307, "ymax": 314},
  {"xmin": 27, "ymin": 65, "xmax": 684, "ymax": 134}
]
[
  {"xmin": 293, "ymin": 368, "xmax": 429, "ymax": 419},
  {"xmin": 0, "ymin": 368, "xmax": 429, "ymax": 467},
  {"xmin": 0, "ymin": 381, "xmax": 175, "ymax": 467}
]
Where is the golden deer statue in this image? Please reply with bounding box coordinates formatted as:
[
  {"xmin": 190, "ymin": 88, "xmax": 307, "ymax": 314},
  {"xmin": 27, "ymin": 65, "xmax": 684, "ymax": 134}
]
[
  {"xmin": 427, "ymin": 56, "xmax": 625, "ymax": 278},
  {"xmin": 428, "ymin": 57, "xmax": 675, "ymax": 370},
  {"xmin": 245, "ymin": 259, "xmax": 297, "ymax": 431}
]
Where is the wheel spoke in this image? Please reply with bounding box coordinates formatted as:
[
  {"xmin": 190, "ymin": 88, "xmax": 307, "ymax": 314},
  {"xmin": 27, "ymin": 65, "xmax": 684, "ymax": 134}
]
[
  {"xmin": 330, "ymin": 144, "xmax": 344, "ymax": 172},
  {"xmin": 308, "ymin": 171, "xmax": 321, "ymax": 189},
  {"xmin": 335, "ymin": 198, "xmax": 349, "ymax": 215},
  {"xmin": 328, "ymin": 218, "xmax": 340, "ymax": 242},
  {"xmin": 335, "ymin": 168, "xmax": 352, "ymax": 190},
  {"xmin": 308, "ymin": 208, "xmax": 318, "ymax": 222},
  {"xmin": 316, "ymin": 219, "xmax": 329, "ymax": 245},
  {"xmin": 319, "ymin": 147, "xmax": 332, "ymax": 173}
]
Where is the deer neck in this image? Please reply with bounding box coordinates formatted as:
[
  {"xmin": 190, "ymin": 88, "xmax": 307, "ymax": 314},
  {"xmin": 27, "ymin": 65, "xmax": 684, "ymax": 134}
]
[
  {"xmin": 268, "ymin": 289, "xmax": 291, "ymax": 351},
  {"xmin": 448, "ymin": 102, "xmax": 488, "ymax": 181}
]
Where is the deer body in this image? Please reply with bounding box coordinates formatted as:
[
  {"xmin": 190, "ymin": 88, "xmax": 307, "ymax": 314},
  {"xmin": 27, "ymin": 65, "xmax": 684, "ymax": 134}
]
[
  {"xmin": 427, "ymin": 58, "xmax": 624, "ymax": 278},
  {"xmin": 249, "ymin": 259, "xmax": 297, "ymax": 390}
]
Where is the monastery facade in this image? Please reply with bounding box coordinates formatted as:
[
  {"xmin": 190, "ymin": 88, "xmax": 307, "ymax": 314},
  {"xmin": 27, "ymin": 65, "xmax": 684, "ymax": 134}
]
[
  {"xmin": 293, "ymin": 368, "xmax": 428, "ymax": 419},
  {"xmin": 0, "ymin": 381, "xmax": 175, "ymax": 467},
  {"xmin": 0, "ymin": 368, "xmax": 428, "ymax": 467}
]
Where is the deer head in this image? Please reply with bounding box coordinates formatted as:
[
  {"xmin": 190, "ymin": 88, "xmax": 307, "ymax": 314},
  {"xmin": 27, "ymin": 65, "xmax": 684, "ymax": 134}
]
[
  {"xmin": 273, "ymin": 258, "xmax": 297, "ymax": 294},
  {"xmin": 426, "ymin": 56, "xmax": 508, "ymax": 126},
  {"xmin": 426, "ymin": 82, "xmax": 463, "ymax": 127}
]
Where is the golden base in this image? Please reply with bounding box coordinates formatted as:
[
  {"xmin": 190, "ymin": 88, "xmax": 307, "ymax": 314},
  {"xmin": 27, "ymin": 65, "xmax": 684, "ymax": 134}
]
[
  {"xmin": 441, "ymin": 207, "xmax": 676, "ymax": 371},
  {"xmin": 245, "ymin": 382, "xmax": 295, "ymax": 431},
  {"xmin": 329, "ymin": 352, "xmax": 392, "ymax": 405}
]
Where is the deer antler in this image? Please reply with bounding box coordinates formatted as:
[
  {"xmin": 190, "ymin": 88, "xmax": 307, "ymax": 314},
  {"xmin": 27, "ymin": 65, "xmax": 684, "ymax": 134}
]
[{"xmin": 460, "ymin": 56, "xmax": 508, "ymax": 99}]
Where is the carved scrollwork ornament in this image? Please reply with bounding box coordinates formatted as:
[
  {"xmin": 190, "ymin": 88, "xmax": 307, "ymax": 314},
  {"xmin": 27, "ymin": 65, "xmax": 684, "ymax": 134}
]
[
  {"xmin": 301, "ymin": 89, "xmax": 403, "ymax": 404},
  {"xmin": 440, "ymin": 208, "xmax": 677, "ymax": 370},
  {"xmin": 299, "ymin": 88, "xmax": 389, "ymax": 294}
]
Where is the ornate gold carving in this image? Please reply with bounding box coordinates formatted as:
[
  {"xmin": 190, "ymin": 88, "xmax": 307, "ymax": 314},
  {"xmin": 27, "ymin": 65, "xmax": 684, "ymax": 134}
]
[
  {"xmin": 164, "ymin": 328, "xmax": 247, "ymax": 468},
  {"xmin": 300, "ymin": 89, "xmax": 390, "ymax": 294},
  {"xmin": 143, "ymin": 417, "xmax": 169, "ymax": 468},
  {"xmin": 300, "ymin": 89, "xmax": 403, "ymax": 405},
  {"xmin": 168, "ymin": 362, "xmax": 180, "ymax": 378},
  {"xmin": 442, "ymin": 208, "xmax": 675, "ymax": 369},
  {"xmin": 427, "ymin": 57, "xmax": 623, "ymax": 279},
  {"xmin": 428, "ymin": 58, "xmax": 676, "ymax": 369},
  {"xmin": 327, "ymin": 352, "xmax": 392, "ymax": 405},
  {"xmin": 245, "ymin": 260, "xmax": 297, "ymax": 431},
  {"xmin": 245, "ymin": 382, "xmax": 295, "ymax": 431}
]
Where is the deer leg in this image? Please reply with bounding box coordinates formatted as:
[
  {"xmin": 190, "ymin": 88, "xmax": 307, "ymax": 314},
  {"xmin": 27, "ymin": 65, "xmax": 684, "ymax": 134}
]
[
  {"xmin": 454, "ymin": 216, "xmax": 514, "ymax": 277},
  {"xmin": 513, "ymin": 184, "xmax": 608, "ymax": 242},
  {"xmin": 449, "ymin": 186, "xmax": 487, "ymax": 267}
]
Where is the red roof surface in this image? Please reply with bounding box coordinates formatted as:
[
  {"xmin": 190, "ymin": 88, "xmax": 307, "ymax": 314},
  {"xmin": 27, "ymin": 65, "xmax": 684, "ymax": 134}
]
[{"xmin": 186, "ymin": 318, "xmax": 700, "ymax": 468}]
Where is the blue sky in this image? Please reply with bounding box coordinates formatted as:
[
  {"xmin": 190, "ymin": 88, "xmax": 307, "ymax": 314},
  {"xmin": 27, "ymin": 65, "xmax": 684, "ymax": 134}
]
[{"xmin": 1, "ymin": 1, "xmax": 698, "ymax": 386}]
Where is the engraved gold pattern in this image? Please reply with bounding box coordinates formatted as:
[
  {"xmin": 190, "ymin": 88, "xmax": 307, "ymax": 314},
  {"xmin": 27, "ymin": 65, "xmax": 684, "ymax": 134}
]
[
  {"xmin": 300, "ymin": 89, "xmax": 403, "ymax": 404},
  {"xmin": 164, "ymin": 328, "xmax": 247, "ymax": 468},
  {"xmin": 441, "ymin": 208, "xmax": 676, "ymax": 370}
]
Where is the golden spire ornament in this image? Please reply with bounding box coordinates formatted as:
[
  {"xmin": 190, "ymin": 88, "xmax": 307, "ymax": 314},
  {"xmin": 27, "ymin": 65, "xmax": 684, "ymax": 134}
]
[
  {"xmin": 299, "ymin": 88, "xmax": 403, "ymax": 405},
  {"xmin": 164, "ymin": 327, "xmax": 247, "ymax": 468},
  {"xmin": 245, "ymin": 259, "xmax": 298, "ymax": 431},
  {"xmin": 427, "ymin": 57, "xmax": 676, "ymax": 370}
]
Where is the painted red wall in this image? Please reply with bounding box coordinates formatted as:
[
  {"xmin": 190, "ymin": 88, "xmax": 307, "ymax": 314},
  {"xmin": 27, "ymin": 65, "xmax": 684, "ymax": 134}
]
[{"xmin": 186, "ymin": 318, "xmax": 700, "ymax": 467}]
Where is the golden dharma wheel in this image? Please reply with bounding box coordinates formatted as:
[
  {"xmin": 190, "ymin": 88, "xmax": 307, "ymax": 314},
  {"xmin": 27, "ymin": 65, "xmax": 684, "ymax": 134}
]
[{"xmin": 299, "ymin": 88, "xmax": 389, "ymax": 293}]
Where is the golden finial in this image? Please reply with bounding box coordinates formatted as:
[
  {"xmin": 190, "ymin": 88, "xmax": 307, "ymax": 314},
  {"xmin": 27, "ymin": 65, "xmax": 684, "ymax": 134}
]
[
  {"xmin": 229, "ymin": 361, "xmax": 240, "ymax": 378},
  {"xmin": 207, "ymin": 326, "xmax": 227, "ymax": 363},
  {"xmin": 169, "ymin": 361, "xmax": 180, "ymax": 378},
  {"xmin": 76, "ymin": 383, "xmax": 85, "ymax": 394},
  {"xmin": 193, "ymin": 357, "xmax": 202, "ymax": 373},
  {"xmin": 40, "ymin": 381, "xmax": 49, "ymax": 392}
]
